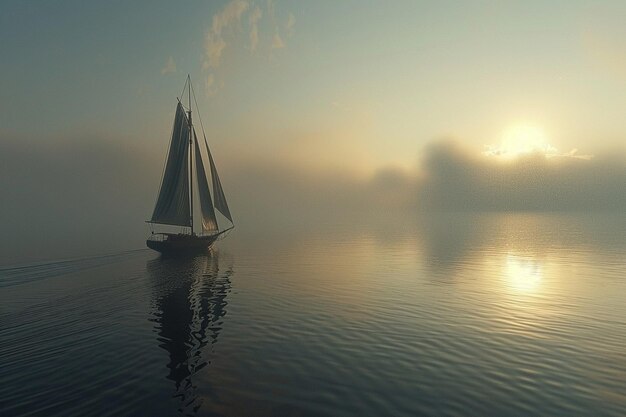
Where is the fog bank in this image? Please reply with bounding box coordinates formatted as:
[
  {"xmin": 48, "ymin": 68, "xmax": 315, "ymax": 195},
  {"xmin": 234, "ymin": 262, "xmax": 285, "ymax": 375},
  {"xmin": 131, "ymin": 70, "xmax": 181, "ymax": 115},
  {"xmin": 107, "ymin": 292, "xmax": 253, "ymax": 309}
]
[
  {"xmin": 1, "ymin": 135, "xmax": 625, "ymax": 263},
  {"xmin": 417, "ymin": 141, "xmax": 626, "ymax": 211}
]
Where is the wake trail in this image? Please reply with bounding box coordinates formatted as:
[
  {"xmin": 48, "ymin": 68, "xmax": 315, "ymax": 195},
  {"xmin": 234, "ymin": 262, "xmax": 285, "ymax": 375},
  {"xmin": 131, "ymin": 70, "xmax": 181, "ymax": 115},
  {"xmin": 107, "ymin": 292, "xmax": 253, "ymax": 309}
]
[{"xmin": 0, "ymin": 248, "xmax": 150, "ymax": 288}]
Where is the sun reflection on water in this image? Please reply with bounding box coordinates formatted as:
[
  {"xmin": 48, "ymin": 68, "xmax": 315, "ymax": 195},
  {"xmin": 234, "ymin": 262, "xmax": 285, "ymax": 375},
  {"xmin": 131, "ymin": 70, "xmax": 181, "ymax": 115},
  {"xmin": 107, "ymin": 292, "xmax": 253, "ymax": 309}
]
[{"xmin": 504, "ymin": 254, "xmax": 543, "ymax": 293}]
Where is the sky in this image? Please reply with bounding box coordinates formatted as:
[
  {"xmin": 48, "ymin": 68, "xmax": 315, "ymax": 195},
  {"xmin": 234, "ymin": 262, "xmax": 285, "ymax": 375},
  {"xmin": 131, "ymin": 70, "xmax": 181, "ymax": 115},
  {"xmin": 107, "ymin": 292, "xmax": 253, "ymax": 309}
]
[{"xmin": 1, "ymin": 0, "xmax": 626, "ymax": 262}]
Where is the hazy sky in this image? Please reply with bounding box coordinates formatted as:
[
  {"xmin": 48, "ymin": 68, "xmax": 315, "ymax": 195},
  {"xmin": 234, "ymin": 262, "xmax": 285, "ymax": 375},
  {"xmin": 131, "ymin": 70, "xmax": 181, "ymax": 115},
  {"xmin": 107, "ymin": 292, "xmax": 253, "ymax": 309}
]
[
  {"xmin": 2, "ymin": 1, "xmax": 626, "ymax": 169},
  {"xmin": 2, "ymin": 1, "xmax": 626, "ymax": 262}
]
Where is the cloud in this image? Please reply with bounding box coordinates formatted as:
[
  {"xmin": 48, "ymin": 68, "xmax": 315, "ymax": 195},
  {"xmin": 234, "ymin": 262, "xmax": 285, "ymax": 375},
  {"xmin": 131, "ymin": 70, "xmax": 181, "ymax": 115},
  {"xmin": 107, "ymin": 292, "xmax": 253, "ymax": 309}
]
[
  {"xmin": 204, "ymin": 36, "xmax": 227, "ymax": 70},
  {"xmin": 202, "ymin": 0, "xmax": 294, "ymax": 92},
  {"xmin": 483, "ymin": 143, "xmax": 594, "ymax": 160},
  {"xmin": 160, "ymin": 56, "xmax": 176, "ymax": 75},
  {"xmin": 271, "ymin": 31, "xmax": 285, "ymax": 49},
  {"xmin": 205, "ymin": 73, "xmax": 218, "ymax": 96},
  {"xmin": 203, "ymin": 0, "xmax": 249, "ymax": 69},
  {"xmin": 286, "ymin": 13, "xmax": 295, "ymax": 36},
  {"xmin": 266, "ymin": 0, "xmax": 275, "ymax": 21},
  {"xmin": 249, "ymin": 6, "xmax": 262, "ymax": 52},
  {"xmin": 564, "ymin": 148, "xmax": 594, "ymax": 160}
]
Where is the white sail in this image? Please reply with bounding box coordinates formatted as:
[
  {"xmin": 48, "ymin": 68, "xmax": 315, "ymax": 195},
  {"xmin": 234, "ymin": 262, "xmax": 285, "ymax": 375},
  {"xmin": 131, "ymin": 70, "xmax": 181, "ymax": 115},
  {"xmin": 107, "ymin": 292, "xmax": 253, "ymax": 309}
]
[
  {"xmin": 206, "ymin": 144, "xmax": 233, "ymax": 223},
  {"xmin": 194, "ymin": 133, "xmax": 219, "ymax": 233},
  {"xmin": 150, "ymin": 102, "xmax": 191, "ymax": 226}
]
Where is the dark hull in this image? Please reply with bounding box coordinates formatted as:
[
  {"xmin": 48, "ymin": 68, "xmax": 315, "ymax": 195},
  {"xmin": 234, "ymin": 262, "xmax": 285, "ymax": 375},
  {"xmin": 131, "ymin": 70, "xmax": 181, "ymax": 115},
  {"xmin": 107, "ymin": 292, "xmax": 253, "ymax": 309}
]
[{"xmin": 147, "ymin": 234, "xmax": 219, "ymax": 255}]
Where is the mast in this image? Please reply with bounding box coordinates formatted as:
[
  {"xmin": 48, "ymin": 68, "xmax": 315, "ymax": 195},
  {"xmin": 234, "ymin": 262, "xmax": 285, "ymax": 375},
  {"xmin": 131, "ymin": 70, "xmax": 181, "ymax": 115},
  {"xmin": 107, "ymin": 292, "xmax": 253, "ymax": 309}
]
[{"xmin": 188, "ymin": 75, "xmax": 194, "ymax": 235}]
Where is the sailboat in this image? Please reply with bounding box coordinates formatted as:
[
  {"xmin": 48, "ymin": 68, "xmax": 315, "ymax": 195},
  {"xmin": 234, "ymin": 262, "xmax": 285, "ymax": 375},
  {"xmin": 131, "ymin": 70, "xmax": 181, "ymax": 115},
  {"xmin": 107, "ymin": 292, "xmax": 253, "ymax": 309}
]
[{"xmin": 146, "ymin": 76, "xmax": 233, "ymax": 254}]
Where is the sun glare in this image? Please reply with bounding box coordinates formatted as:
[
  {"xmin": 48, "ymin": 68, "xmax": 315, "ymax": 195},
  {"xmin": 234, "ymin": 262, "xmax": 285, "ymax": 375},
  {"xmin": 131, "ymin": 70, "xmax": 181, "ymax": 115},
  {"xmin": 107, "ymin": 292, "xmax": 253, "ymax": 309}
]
[
  {"xmin": 485, "ymin": 124, "xmax": 557, "ymax": 158},
  {"xmin": 504, "ymin": 255, "xmax": 542, "ymax": 293}
]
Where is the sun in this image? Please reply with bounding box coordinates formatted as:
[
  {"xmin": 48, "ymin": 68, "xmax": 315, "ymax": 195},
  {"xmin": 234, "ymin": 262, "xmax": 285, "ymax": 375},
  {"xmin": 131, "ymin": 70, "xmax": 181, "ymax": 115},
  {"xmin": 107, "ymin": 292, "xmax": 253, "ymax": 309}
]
[
  {"xmin": 502, "ymin": 125, "xmax": 549, "ymax": 155},
  {"xmin": 485, "ymin": 124, "xmax": 557, "ymax": 158}
]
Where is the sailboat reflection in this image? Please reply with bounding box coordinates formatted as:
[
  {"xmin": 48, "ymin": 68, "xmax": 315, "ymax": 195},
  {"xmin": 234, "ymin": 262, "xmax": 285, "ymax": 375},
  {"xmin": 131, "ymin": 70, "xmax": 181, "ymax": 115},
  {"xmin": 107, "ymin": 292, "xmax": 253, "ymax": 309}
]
[{"xmin": 147, "ymin": 253, "xmax": 233, "ymax": 415}]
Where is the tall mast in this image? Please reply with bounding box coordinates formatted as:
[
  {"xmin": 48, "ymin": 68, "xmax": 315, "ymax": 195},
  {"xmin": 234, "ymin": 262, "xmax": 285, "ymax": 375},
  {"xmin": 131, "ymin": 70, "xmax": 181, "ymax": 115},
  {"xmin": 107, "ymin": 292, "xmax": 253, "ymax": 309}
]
[{"xmin": 188, "ymin": 75, "xmax": 194, "ymax": 235}]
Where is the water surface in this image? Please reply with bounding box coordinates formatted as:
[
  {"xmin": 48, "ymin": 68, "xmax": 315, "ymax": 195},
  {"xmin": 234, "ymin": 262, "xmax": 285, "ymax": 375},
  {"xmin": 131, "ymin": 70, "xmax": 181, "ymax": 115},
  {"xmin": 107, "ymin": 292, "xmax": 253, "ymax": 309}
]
[{"xmin": 1, "ymin": 213, "xmax": 625, "ymax": 416}]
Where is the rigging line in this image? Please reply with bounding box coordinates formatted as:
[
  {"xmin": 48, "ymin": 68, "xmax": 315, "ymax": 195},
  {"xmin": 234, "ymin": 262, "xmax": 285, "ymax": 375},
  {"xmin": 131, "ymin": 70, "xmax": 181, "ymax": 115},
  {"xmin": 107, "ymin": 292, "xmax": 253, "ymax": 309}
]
[
  {"xmin": 189, "ymin": 80, "xmax": 218, "ymax": 167},
  {"xmin": 180, "ymin": 96, "xmax": 194, "ymax": 235},
  {"xmin": 189, "ymin": 78, "xmax": 235, "ymax": 230},
  {"xmin": 179, "ymin": 77, "xmax": 189, "ymax": 108},
  {"xmin": 188, "ymin": 75, "xmax": 194, "ymax": 235},
  {"xmin": 189, "ymin": 80, "xmax": 213, "ymax": 198},
  {"xmin": 189, "ymin": 80, "xmax": 216, "ymax": 185},
  {"xmin": 189, "ymin": 79, "xmax": 209, "ymax": 146}
]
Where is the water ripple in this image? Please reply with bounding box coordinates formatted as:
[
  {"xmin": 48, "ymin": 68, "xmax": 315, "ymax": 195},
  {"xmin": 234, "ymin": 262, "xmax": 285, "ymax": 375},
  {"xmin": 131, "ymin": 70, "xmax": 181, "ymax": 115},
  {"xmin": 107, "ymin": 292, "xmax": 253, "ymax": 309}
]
[{"xmin": 1, "ymin": 214, "xmax": 626, "ymax": 416}]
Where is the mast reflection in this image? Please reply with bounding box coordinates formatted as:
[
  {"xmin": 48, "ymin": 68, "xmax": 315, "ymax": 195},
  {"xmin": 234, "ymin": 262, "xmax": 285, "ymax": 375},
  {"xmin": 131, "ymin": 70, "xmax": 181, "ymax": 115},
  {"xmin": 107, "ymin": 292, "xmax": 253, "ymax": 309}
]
[{"xmin": 147, "ymin": 253, "xmax": 233, "ymax": 416}]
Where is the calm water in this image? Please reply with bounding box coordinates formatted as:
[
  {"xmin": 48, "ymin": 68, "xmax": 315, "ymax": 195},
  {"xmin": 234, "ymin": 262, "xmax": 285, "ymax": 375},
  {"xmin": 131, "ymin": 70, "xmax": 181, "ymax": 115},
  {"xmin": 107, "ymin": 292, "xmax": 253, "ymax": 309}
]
[{"xmin": 1, "ymin": 213, "xmax": 625, "ymax": 416}]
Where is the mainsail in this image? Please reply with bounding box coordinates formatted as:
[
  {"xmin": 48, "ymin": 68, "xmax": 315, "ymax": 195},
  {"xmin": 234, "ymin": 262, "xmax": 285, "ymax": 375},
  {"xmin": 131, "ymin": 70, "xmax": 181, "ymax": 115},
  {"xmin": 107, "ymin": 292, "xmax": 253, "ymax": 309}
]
[
  {"xmin": 206, "ymin": 142, "xmax": 233, "ymax": 223},
  {"xmin": 194, "ymin": 132, "xmax": 219, "ymax": 233},
  {"xmin": 150, "ymin": 102, "xmax": 191, "ymax": 226}
]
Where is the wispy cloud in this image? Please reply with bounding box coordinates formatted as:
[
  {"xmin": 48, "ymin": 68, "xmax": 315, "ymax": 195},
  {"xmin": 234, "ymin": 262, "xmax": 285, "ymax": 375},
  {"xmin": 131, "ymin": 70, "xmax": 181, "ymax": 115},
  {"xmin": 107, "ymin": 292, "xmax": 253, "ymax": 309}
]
[
  {"xmin": 286, "ymin": 13, "xmax": 296, "ymax": 36},
  {"xmin": 272, "ymin": 31, "xmax": 285, "ymax": 49},
  {"xmin": 202, "ymin": 0, "xmax": 294, "ymax": 94},
  {"xmin": 160, "ymin": 56, "xmax": 176, "ymax": 75},
  {"xmin": 203, "ymin": 0, "xmax": 249, "ymax": 70},
  {"xmin": 267, "ymin": 0, "xmax": 275, "ymax": 21},
  {"xmin": 249, "ymin": 6, "xmax": 262, "ymax": 52},
  {"xmin": 271, "ymin": 11, "xmax": 295, "ymax": 51},
  {"xmin": 205, "ymin": 74, "xmax": 218, "ymax": 96},
  {"xmin": 483, "ymin": 144, "xmax": 594, "ymax": 160},
  {"xmin": 564, "ymin": 148, "xmax": 594, "ymax": 160}
]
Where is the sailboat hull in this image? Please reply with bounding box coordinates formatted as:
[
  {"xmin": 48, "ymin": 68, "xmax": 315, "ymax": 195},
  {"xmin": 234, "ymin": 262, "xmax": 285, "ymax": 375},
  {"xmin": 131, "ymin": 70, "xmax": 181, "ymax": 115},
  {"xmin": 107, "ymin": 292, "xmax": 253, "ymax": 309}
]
[{"xmin": 146, "ymin": 233, "xmax": 219, "ymax": 255}]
